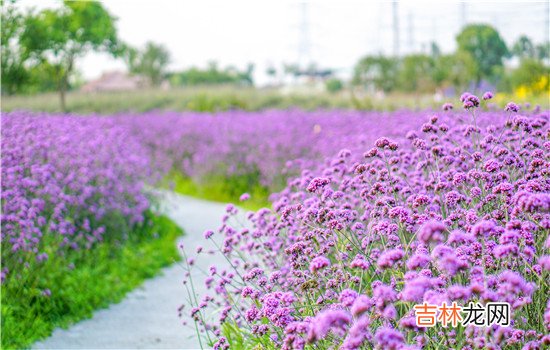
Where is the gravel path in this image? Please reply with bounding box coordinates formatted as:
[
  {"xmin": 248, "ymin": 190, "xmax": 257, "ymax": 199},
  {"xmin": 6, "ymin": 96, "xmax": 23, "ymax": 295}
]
[{"xmin": 34, "ymin": 192, "xmax": 246, "ymax": 350}]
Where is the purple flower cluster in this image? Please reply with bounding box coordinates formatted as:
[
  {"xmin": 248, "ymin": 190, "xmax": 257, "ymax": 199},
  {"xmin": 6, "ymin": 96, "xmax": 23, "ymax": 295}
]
[
  {"xmin": 119, "ymin": 110, "xmax": 427, "ymax": 190},
  {"xmin": 1, "ymin": 112, "xmax": 150, "ymax": 281},
  {"xmin": 183, "ymin": 95, "xmax": 549, "ymax": 349}
]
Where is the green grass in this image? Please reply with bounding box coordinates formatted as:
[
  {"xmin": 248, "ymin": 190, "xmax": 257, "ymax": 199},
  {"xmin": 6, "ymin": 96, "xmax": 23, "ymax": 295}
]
[
  {"xmin": 166, "ymin": 172, "xmax": 271, "ymax": 211},
  {"xmin": 1, "ymin": 86, "xmax": 350, "ymax": 114},
  {"xmin": 2, "ymin": 86, "xmax": 549, "ymax": 115},
  {"xmin": 1, "ymin": 211, "xmax": 182, "ymax": 350}
]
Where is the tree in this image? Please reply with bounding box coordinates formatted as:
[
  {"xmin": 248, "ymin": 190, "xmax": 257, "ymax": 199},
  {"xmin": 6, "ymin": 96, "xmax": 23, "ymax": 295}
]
[
  {"xmin": 238, "ymin": 63, "xmax": 254, "ymax": 86},
  {"xmin": 282, "ymin": 63, "xmax": 300, "ymax": 78},
  {"xmin": 170, "ymin": 63, "xmax": 254, "ymax": 87},
  {"xmin": 325, "ymin": 78, "xmax": 343, "ymax": 93},
  {"xmin": 20, "ymin": 1, "xmax": 119, "ymax": 111},
  {"xmin": 509, "ymin": 58, "xmax": 550, "ymax": 92},
  {"xmin": 512, "ymin": 35, "xmax": 536, "ymax": 60},
  {"xmin": 1, "ymin": 0, "xmax": 29, "ymax": 95},
  {"xmin": 430, "ymin": 42, "xmax": 441, "ymax": 58},
  {"xmin": 535, "ymin": 42, "xmax": 550, "ymax": 61},
  {"xmin": 456, "ymin": 24, "xmax": 509, "ymax": 84},
  {"xmin": 126, "ymin": 41, "xmax": 170, "ymax": 86},
  {"xmin": 432, "ymin": 52, "xmax": 477, "ymax": 92},
  {"xmin": 399, "ymin": 54, "xmax": 435, "ymax": 92},
  {"xmin": 353, "ymin": 55, "xmax": 399, "ymax": 92}
]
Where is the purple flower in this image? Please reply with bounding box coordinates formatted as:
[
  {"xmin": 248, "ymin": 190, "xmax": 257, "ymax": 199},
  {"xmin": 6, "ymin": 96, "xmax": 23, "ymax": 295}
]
[
  {"xmin": 442, "ymin": 103, "xmax": 453, "ymax": 111},
  {"xmin": 374, "ymin": 327, "xmax": 404, "ymax": 350},
  {"xmin": 309, "ymin": 256, "xmax": 330, "ymax": 273},
  {"xmin": 539, "ymin": 256, "xmax": 550, "ymax": 271},
  {"xmin": 460, "ymin": 92, "xmax": 480, "ymax": 109},
  {"xmin": 401, "ymin": 277, "xmax": 432, "ymax": 302},
  {"xmin": 239, "ymin": 193, "xmax": 250, "ymax": 201},
  {"xmin": 505, "ymin": 102, "xmax": 520, "ymax": 112},
  {"xmin": 306, "ymin": 177, "xmax": 330, "ymax": 192},
  {"xmin": 482, "ymin": 91, "xmax": 494, "ymax": 100},
  {"xmin": 417, "ymin": 221, "xmax": 446, "ymax": 243},
  {"xmin": 342, "ymin": 316, "xmax": 371, "ymax": 349},
  {"xmin": 373, "ymin": 283, "xmax": 397, "ymax": 310},
  {"xmin": 339, "ymin": 289, "xmax": 358, "ymax": 307},
  {"xmin": 513, "ymin": 191, "xmax": 550, "ymax": 213},
  {"xmin": 351, "ymin": 255, "xmax": 370, "ymax": 270},
  {"xmin": 377, "ymin": 248, "xmax": 404, "ymax": 269},
  {"xmin": 307, "ymin": 309, "xmax": 351, "ymax": 342},
  {"xmin": 406, "ymin": 253, "xmax": 431, "ymax": 270},
  {"xmin": 350, "ymin": 295, "xmax": 373, "ymax": 317},
  {"xmin": 375, "ymin": 137, "xmax": 391, "ymax": 148}
]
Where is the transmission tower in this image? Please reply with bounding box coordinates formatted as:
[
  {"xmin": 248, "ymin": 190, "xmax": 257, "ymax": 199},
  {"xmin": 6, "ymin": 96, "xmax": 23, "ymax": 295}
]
[
  {"xmin": 407, "ymin": 11, "xmax": 414, "ymax": 53},
  {"xmin": 460, "ymin": 2, "xmax": 467, "ymax": 28},
  {"xmin": 545, "ymin": 0, "xmax": 549, "ymax": 45},
  {"xmin": 298, "ymin": 1, "xmax": 311, "ymax": 68},
  {"xmin": 392, "ymin": 1, "xmax": 399, "ymax": 56}
]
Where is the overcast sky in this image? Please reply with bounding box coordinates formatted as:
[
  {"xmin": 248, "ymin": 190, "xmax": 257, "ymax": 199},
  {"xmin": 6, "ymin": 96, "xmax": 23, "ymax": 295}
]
[{"xmin": 17, "ymin": 0, "xmax": 549, "ymax": 84}]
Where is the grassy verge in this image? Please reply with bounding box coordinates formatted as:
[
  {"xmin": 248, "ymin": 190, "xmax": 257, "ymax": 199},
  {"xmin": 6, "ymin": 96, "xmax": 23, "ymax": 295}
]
[
  {"xmin": 1, "ymin": 211, "xmax": 182, "ymax": 350},
  {"xmin": 1, "ymin": 87, "xmax": 351, "ymax": 114},
  {"xmin": 5, "ymin": 87, "xmax": 546, "ymax": 114},
  {"xmin": 166, "ymin": 172, "xmax": 271, "ymax": 211}
]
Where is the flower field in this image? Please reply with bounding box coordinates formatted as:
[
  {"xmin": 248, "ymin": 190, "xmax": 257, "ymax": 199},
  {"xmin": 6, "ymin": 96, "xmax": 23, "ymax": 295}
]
[
  {"xmin": 1, "ymin": 113, "xmax": 181, "ymax": 348},
  {"xmin": 2, "ymin": 93, "xmax": 549, "ymax": 349},
  {"xmin": 178, "ymin": 96, "xmax": 550, "ymax": 349}
]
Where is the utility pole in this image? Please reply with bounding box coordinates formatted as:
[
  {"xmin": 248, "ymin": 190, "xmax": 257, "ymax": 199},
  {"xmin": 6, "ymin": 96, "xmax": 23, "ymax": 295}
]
[
  {"xmin": 407, "ymin": 11, "xmax": 414, "ymax": 53},
  {"xmin": 298, "ymin": 1, "xmax": 311, "ymax": 69},
  {"xmin": 392, "ymin": 1, "xmax": 399, "ymax": 57},
  {"xmin": 545, "ymin": 0, "xmax": 549, "ymax": 45},
  {"xmin": 460, "ymin": 2, "xmax": 467, "ymax": 29},
  {"xmin": 431, "ymin": 18, "xmax": 437, "ymax": 50}
]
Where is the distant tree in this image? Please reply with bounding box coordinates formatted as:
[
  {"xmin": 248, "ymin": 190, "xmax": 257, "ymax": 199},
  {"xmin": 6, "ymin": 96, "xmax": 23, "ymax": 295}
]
[
  {"xmin": 432, "ymin": 52, "xmax": 477, "ymax": 92},
  {"xmin": 1, "ymin": 0, "xmax": 29, "ymax": 95},
  {"xmin": 456, "ymin": 24, "xmax": 509, "ymax": 84},
  {"xmin": 282, "ymin": 63, "xmax": 300, "ymax": 78},
  {"xmin": 430, "ymin": 42, "xmax": 441, "ymax": 58},
  {"xmin": 238, "ymin": 63, "xmax": 254, "ymax": 85},
  {"xmin": 535, "ymin": 42, "xmax": 550, "ymax": 61},
  {"xmin": 126, "ymin": 41, "xmax": 170, "ymax": 86},
  {"xmin": 512, "ymin": 35, "xmax": 536, "ymax": 60},
  {"xmin": 20, "ymin": 1, "xmax": 119, "ymax": 111},
  {"xmin": 399, "ymin": 54, "xmax": 435, "ymax": 92},
  {"xmin": 266, "ymin": 66, "xmax": 277, "ymax": 77},
  {"xmin": 25, "ymin": 61, "xmax": 62, "ymax": 93},
  {"xmin": 509, "ymin": 58, "xmax": 550, "ymax": 92},
  {"xmin": 170, "ymin": 63, "xmax": 254, "ymax": 87},
  {"xmin": 353, "ymin": 55, "xmax": 399, "ymax": 92},
  {"xmin": 325, "ymin": 78, "xmax": 343, "ymax": 93}
]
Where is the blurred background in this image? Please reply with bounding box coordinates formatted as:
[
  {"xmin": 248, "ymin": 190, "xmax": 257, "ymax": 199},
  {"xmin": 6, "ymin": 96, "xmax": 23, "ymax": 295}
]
[{"xmin": 2, "ymin": 0, "xmax": 549, "ymax": 112}]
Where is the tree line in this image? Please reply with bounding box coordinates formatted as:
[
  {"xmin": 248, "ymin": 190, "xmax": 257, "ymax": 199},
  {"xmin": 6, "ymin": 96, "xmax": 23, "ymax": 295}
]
[
  {"xmin": 1, "ymin": 0, "xmax": 254, "ymax": 110},
  {"xmin": 2, "ymin": 0, "xmax": 549, "ymax": 112},
  {"xmin": 352, "ymin": 24, "xmax": 549, "ymax": 95}
]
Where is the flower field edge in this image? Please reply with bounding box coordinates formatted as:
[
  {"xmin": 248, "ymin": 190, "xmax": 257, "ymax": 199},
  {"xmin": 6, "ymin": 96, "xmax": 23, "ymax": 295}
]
[
  {"xmin": 0, "ymin": 211, "xmax": 183, "ymax": 350},
  {"xmin": 162, "ymin": 171, "xmax": 271, "ymax": 212}
]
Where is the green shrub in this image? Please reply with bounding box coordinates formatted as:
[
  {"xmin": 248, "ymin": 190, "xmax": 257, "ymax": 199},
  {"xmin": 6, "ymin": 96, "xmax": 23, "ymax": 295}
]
[{"xmin": 325, "ymin": 78, "xmax": 344, "ymax": 93}]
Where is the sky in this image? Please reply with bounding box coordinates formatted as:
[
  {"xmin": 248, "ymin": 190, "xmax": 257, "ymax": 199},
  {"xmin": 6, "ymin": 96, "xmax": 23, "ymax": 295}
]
[{"xmin": 17, "ymin": 0, "xmax": 550, "ymax": 85}]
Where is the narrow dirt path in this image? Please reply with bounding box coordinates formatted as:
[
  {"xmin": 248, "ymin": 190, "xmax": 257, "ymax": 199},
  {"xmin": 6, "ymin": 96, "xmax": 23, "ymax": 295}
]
[{"xmin": 34, "ymin": 192, "xmax": 245, "ymax": 349}]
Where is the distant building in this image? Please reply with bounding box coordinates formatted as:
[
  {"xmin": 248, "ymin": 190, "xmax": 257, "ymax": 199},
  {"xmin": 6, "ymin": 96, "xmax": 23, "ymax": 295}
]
[{"xmin": 81, "ymin": 71, "xmax": 148, "ymax": 92}]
